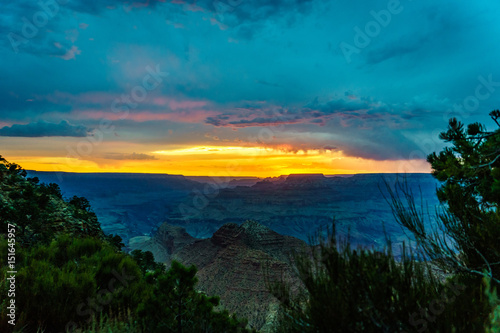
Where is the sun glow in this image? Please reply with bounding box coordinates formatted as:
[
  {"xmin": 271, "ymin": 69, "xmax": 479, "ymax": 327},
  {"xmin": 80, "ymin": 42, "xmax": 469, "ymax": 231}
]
[
  {"xmin": 153, "ymin": 146, "xmax": 273, "ymax": 156},
  {"xmin": 1, "ymin": 137, "xmax": 430, "ymax": 177},
  {"xmin": 2, "ymin": 142, "xmax": 430, "ymax": 177},
  {"xmin": 152, "ymin": 145, "xmax": 323, "ymax": 156}
]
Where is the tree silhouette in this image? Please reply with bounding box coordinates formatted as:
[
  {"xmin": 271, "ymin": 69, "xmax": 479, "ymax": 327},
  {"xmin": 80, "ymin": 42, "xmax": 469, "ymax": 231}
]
[
  {"xmin": 387, "ymin": 111, "xmax": 500, "ymax": 283},
  {"xmin": 139, "ymin": 260, "xmax": 251, "ymax": 333}
]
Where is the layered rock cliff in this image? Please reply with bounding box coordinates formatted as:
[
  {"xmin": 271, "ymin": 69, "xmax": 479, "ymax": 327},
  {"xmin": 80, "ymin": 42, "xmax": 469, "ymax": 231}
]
[{"xmin": 130, "ymin": 220, "xmax": 305, "ymax": 332}]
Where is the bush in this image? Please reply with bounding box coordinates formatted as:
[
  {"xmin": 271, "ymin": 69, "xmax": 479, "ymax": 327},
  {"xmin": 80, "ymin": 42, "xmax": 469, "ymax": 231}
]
[
  {"xmin": 0, "ymin": 156, "xmax": 105, "ymax": 246},
  {"xmin": 138, "ymin": 260, "xmax": 251, "ymax": 333},
  {"xmin": 80, "ymin": 311, "xmax": 143, "ymax": 333},
  {"xmin": 385, "ymin": 113, "xmax": 500, "ymax": 330},
  {"xmin": 0, "ymin": 155, "xmax": 250, "ymax": 332},
  {"xmin": 269, "ymin": 224, "xmax": 490, "ymax": 332},
  {"xmin": 131, "ymin": 249, "xmax": 165, "ymax": 274},
  {"xmin": 0, "ymin": 235, "xmax": 147, "ymax": 332},
  {"xmin": 485, "ymin": 277, "xmax": 500, "ymax": 332}
]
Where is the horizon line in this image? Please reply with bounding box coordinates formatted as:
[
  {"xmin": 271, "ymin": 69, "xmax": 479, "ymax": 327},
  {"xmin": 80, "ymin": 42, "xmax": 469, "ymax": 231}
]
[{"xmin": 26, "ymin": 169, "xmax": 432, "ymax": 178}]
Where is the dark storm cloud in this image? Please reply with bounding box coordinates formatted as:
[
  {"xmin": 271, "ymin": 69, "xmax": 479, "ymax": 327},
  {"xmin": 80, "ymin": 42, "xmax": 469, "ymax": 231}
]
[
  {"xmin": 204, "ymin": 96, "xmax": 401, "ymax": 128},
  {"xmin": 0, "ymin": 120, "xmax": 92, "ymax": 137}
]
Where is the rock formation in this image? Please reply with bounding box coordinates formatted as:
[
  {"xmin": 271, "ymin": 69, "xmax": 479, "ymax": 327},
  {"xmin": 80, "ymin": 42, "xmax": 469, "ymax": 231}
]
[{"xmin": 130, "ymin": 220, "xmax": 306, "ymax": 332}]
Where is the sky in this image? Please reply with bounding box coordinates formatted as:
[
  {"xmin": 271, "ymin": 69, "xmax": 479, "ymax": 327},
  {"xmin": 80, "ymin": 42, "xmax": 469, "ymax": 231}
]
[{"xmin": 1, "ymin": 0, "xmax": 500, "ymax": 177}]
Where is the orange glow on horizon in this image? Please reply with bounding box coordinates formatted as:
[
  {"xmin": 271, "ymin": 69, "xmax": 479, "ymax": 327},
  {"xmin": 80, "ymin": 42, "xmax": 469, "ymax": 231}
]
[{"xmin": 3, "ymin": 144, "xmax": 431, "ymax": 177}]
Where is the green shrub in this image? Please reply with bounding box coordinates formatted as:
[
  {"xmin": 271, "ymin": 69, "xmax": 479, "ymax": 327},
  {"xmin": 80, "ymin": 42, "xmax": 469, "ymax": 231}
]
[
  {"xmin": 269, "ymin": 224, "xmax": 491, "ymax": 332},
  {"xmin": 485, "ymin": 277, "xmax": 500, "ymax": 332},
  {"xmin": 138, "ymin": 261, "xmax": 251, "ymax": 333},
  {"xmin": 0, "ymin": 235, "xmax": 147, "ymax": 332},
  {"xmin": 0, "ymin": 155, "xmax": 105, "ymax": 246},
  {"xmin": 79, "ymin": 310, "xmax": 143, "ymax": 333},
  {"xmin": 0, "ymin": 155, "xmax": 250, "ymax": 332},
  {"xmin": 131, "ymin": 249, "xmax": 165, "ymax": 274},
  {"xmin": 385, "ymin": 113, "xmax": 500, "ymax": 331}
]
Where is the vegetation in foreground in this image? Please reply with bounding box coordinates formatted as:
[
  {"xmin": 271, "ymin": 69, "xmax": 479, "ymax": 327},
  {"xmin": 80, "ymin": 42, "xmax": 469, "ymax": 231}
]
[
  {"xmin": 270, "ymin": 111, "xmax": 500, "ymax": 332},
  {"xmin": 0, "ymin": 156, "xmax": 251, "ymax": 333},
  {"xmin": 0, "ymin": 111, "xmax": 499, "ymax": 332}
]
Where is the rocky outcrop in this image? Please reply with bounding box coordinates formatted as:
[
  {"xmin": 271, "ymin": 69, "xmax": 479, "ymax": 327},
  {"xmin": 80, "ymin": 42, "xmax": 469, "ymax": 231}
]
[
  {"xmin": 129, "ymin": 223, "xmax": 196, "ymax": 262},
  {"xmin": 174, "ymin": 221, "xmax": 305, "ymax": 331},
  {"xmin": 0, "ymin": 159, "xmax": 106, "ymax": 245},
  {"xmin": 132, "ymin": 220, "xmax": 305, "ymax": 332}
]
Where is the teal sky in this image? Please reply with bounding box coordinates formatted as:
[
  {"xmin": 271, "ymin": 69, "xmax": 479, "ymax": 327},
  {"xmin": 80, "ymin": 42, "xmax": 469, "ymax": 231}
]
[{"xmin": 1, "ymin": 0, "xmax": 500, "ymax": 175}]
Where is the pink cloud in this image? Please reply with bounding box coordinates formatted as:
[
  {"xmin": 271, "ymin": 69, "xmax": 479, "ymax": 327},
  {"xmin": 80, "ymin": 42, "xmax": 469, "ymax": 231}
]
[
  {"xmin": 44, "ymin": 92, "xmax": 209, "ymax": 112},
  {"xmin": 166, "ymin": 20, "xmax": 185, "ymax": 29},
  {"xmin": 221, "ymin": 119, "xmax": 305, "ymax": 128},
  {"xmin": 184, "ymin": 4, "xmax": 205, "ymax": 12},
  {"xmin": 123, "ymin": 0, "xmax": 166, "ymax": 12},
  {"xmin": 169, "ymin": 0, "xmax": 204, "ymax": 12},
  {"xmin": 208, "ymin": 17, "xmax": 228, "ymax": 30},
  {"xmin": 70, "ymin": 110, "xmax": 220, "ymax": 123},
  {"xmin": 56, "ymin": 46, "xmax": 81, "ymax": 60}
]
